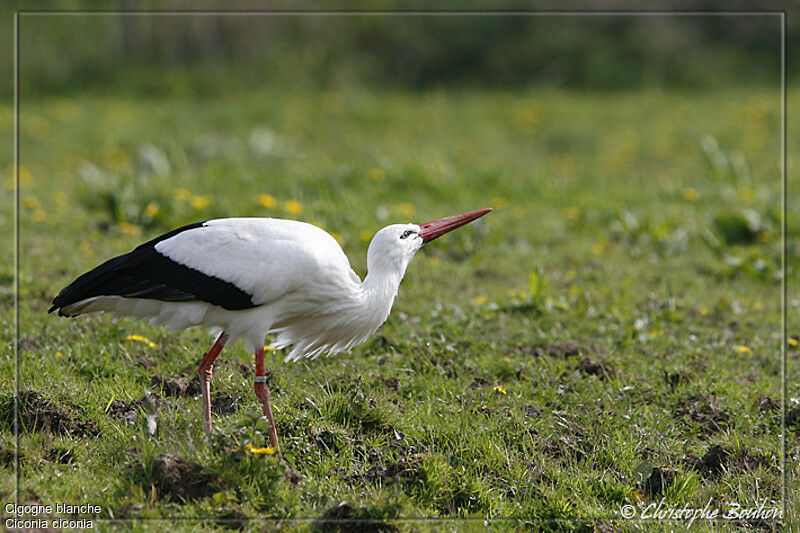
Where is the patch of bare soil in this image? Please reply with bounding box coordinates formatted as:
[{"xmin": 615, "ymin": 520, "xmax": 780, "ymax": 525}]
[
  {"xmin": 108, "ymin": 391, "xmax": 166, "ymax": 425},
  {"xmin": 150, "ymin": 374, "xmax": 201, "ymax": 397},
  {"xmin": 684, "ymin": 444, "xmax": 730, "ymax": 478},
  {"xmin": 150, "ymin": 454, "xmax": 219, "ymax": 501},
  {"xmin": 1, "ymin": 391, "xmax": 99, "ymax": 437},
  {"xmin": 313, "ymin": 502, "xmax": 398, "ymax": 533},
  {"xmin": 674, "ymin": 395, "xmax": 729, "ymax": 434},
  {"xmin": 578, "ymin": 357, "xmax": 616, "ymax": 379}
]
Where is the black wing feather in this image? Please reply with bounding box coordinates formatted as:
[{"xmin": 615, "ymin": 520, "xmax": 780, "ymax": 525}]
[{"xmin": 50, "ymin": 221, "xmax": 257, "ymax": 316}]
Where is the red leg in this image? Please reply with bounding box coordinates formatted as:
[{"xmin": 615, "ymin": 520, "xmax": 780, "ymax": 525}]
[
  {"xmin": 254, "ymin": 346, "xmax": 280, "ymax": 450},
  {"xmin": 197, "ymin": 331, "xmax": 229, "ymax": 433}
]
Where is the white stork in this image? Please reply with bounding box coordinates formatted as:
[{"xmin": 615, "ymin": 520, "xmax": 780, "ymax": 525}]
[{"xmin": 50, "ymin": 208, "xmax": 492, "ymax": 449}]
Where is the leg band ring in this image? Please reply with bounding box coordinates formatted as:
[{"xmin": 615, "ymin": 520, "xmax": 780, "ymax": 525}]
[{"xmin": 254, "ymin": 376, "xmax": 267, "ymax": 384}]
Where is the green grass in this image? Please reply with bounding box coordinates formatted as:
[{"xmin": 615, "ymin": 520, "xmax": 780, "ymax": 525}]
[{"xmin": 1, "ymin": 86, "xmax": 796, "ymax": 531}]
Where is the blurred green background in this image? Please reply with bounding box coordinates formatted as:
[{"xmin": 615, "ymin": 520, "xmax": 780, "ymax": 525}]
[{"xmin": 3, "ymin": 5, "xmax": 788, "ymax": 97}]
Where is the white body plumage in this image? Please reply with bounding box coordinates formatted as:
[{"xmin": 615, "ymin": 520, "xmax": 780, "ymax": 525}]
[{"xmin": 58, "ymin": 217, "xmax": 423, "ymax": 361}]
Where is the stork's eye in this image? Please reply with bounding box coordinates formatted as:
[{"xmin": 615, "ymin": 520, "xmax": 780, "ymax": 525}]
[{"xmin": 400, "ymin": 230, "xmax": 415, "ymax": 239}]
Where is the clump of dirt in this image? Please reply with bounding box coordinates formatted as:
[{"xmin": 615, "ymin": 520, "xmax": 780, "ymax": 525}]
[
  {"xmin": 522, "ymin": 342, "xmax": 582, "ymax": 358},
  {"xmin": 212, "ymin": 393, "xmax": 242, "ymax": 415},
  {"xmin": 684, "ymin": 444, "xmax": 730, "ymax": 478},
  {"xmin": 150, "ymin": 454, "xmax": 219, "ymax": 501},
  {"xmin": 757, "ymin": 396, "xmax": 780, "ymax": 412},
  {"xmin": 383, "ymin": 377, "xmax": 401, "ymax": 391},
  {"xmin": 643, "ymin": 467, "xmax": 678, "ymax": 497},
  {"xmin": 108, "ymin": 392, "xmax": 166, "ymax": 425},
  {"xmin": 729, "ymin": 449, "xmax": 775, "ymax": 472},
  {"xmin": 313, "ymin": 502, "xmax": 398, "ymax": 533},
  {"xmin": 674, "ymin": 395, "xmax": 730, "ymax": 434},
  {"xmin": 150, "ymin": 375, "xmax": 201, "ymax": 397},
  {"xmin": 1, "ymin": 391, "xmax": 99, "ymax": 437},
  {"xmin": 578, "ymin": 357, "xmax": 616, "ymax": 379}
]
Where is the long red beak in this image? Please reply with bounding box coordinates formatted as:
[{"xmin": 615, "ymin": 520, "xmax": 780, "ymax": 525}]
[{"xmin": 418, "ymin": 208, "xmax": 493, "ymax": 243}]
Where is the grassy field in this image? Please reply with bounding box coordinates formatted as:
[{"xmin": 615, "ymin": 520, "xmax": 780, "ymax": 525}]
[{"xmin": 1, "ymin": 86, "xmax": 796, "ymax": 531}]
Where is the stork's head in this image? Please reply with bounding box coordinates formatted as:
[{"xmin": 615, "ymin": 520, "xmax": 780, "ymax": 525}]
[{"xmin": 367, "ymin": 208, "xmax": 492, "ymax": 277}]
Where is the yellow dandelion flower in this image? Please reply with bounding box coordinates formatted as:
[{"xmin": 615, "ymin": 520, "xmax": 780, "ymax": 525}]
[
  {"xmin": 359, "ymin": 230, "xmax": 372, "ymax": 242},
  {"xmin": 174, "ymin": 188, "xmax": 191, "ymax": 201},
  {"xmin": 285, "ymin": 200, "xmax": 303, "ymax": 215},
  {"xmin": 737, "ymin": 188, "xmax": 755, "ymax": 202},
  {"xmin": 788, "ymin": 337, "xmax": 798, "ymax": 347},
  {"xmin": 144, "ymin": 202, "xmax": 160, "ymax": 218},
  {"xmin": 22, "ymin": 196, "xmax": 39, "ymax": 210},
  {"xmin": 563, "ymin": 207, "xmax": 580, "ymax": 221},
  {"xmin": 492, "ymin": 197, "xmax": 507, "ymax": 209},
  {"xmin": 591, "ymin": 241, "xmax": 606, "ymax": 256},
  {"xmin": 650, "ymin": 329, "xmax": 664, "ymax": 337},
  {"xmin": 118, "ymin": 221, "xmax": 141, "ymax": 237},
  {"xmin": 368, "ymin": 168, "xmax": 385, "ymax": 182},
  {"xmin": 699, "ymin": 307, "xmax": 709, "ymax": 316},
  {"xmin": 262, "ymin": 345, "xmax": 275, "ymax": 352},
  {"xmin": 733, "ymin": 344, "xmax": 751, "ymax": 354},
  {"xmin": 191, "ymin": 195, "xmax": 211, "ymax": 210},
  {"xmin": 127, "ymin": 334, "xmax": 157, "ymax": 348},
  {"xmin": 472, "ymin": 295, "xmax": 488, "ymax": 306},
  {"xmin": 757, "ymin": 232, "xmax": 770, "ymax": 244},
  {"xmin": 244, "ymin": 444, "xmax": 275, "ymax": 455},
  {"xmin": 32, "ymin": 210, "xmax": 46, "ymax": 223},
  {"xmin": 494, "ymin": 386, "xmax": 507, "ymax": 395},
  {"xmin": 55, "ymin": 351, "xmax": 63, "ymax": 358},
  {"xmin": 753, "ymin": 300, "xmax": 765, "ymax": 310},
  {"xmin": 257, "ymin": 193, "xmax": 277, "ymax": 209},
  {"xmin": 396, "ymin": 203, "xmax": 415, "ymax": 217},
  {"xmin": 681, "ymin": 187, "xmax": 699, "ymax": 202}
]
